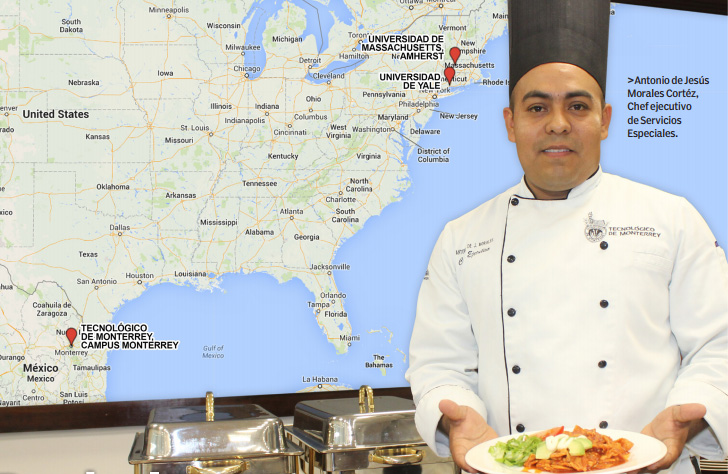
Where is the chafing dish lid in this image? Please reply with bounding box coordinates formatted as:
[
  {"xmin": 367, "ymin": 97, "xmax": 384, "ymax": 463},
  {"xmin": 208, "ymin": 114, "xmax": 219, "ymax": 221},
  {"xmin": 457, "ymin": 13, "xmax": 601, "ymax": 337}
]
[
  {"xmin": 289, "ymin": 396, "xmax": 422, "ymax": 450},
  {"xmin": 130, "ymin": 404, "xmax": 301, "ymax": 463}
]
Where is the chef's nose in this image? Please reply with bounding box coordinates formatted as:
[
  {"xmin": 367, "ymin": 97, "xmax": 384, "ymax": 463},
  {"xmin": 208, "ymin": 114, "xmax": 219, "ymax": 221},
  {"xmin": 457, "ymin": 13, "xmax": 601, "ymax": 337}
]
[{"xmin": 546, "ymin": 107, "xmax": 571, "ymax": 134}]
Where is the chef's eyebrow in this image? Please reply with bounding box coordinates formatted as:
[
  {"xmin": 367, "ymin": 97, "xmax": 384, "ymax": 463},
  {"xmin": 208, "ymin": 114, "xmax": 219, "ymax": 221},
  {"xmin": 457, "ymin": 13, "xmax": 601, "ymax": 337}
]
[
  {"xmin": 521, "ymin": 90, "xmax": 550, "ymax": 102},
  {"xmin": 521, "ymin": 89, "xmax": 595, "ymax": 102}
]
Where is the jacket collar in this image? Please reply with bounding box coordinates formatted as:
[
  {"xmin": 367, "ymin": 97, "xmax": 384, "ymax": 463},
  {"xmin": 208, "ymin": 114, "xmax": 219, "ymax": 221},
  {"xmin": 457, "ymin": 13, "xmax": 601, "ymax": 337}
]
[{"xmin": 515, "ymin": 166, "xmax": 603, "ymax": 200}]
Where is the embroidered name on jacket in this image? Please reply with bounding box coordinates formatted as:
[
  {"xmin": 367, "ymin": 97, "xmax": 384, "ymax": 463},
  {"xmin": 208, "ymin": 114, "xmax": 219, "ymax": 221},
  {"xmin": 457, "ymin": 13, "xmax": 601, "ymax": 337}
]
[{"xmin": 455, "ymin": 238, "xmax": 494, "ymax": 264}]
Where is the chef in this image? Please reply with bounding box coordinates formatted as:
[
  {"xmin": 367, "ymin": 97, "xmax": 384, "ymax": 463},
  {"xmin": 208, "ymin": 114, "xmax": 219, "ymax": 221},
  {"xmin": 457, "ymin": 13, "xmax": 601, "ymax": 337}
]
[{"xmin": 405, "ymin": 1, "xmax": 728, "ymax": 473}]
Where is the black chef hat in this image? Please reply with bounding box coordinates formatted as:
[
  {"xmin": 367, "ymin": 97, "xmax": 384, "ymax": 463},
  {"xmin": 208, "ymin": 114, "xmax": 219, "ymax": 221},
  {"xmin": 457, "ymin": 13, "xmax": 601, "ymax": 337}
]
[{"xmin": 508, "ymin": 0, "xmax": 610, "ymax": 97}]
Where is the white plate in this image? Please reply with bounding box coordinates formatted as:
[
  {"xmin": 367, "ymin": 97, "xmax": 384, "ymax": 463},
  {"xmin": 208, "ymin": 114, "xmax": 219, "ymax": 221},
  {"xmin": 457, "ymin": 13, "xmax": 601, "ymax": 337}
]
[{"xmin": 464, "ymin": 428, "xmax": 667, "ymax": 474}]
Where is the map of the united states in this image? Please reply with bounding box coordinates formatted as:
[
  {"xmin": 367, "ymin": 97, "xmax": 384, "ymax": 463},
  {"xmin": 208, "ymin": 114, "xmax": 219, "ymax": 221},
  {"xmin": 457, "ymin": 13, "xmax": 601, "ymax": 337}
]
[{"xmin": 0, "ymin": 0, "xmax": 507, "ymax": 405}]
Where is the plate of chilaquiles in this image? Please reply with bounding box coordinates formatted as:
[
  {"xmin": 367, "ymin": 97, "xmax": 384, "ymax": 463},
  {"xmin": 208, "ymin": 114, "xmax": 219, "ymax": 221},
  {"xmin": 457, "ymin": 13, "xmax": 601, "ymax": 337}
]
[{"xmin": 465, "ymin": 425, "xmax": 668, "ymax": 474}]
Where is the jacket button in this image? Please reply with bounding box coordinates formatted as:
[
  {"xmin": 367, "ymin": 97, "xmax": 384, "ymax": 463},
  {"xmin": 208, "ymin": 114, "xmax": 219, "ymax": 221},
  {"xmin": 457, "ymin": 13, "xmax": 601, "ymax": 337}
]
[
  {"xmin": 516, "ymin": 424, "xmax": 525, "ymax": 432},
  {"xmin": 599, "ymin": 421, "xmax": 608, "ymax": 429},
  {"xmin": 511, "ymin": 198, "xmax": 519, "ymax": 206},
  {"xmin": 600, "ymin": 299, "xmax": 609, "ymax": 308},
  {"xmin": 512, "ymin": 365, "xmax": 521, "ymax": 374},
  {"xmin": 598, "ymin": 360, "xmax": 607, "ymax": 368},
  {"xmin": 600, "ymin": 241, "xmax": 608, "ymax": 250},
  {"xmin": 507, "ymin": 255, "xmax": 516, "ymax": 263},
  {"xmin": 507, "ymin": 308, "xmax": 516, "ymax": 317}
]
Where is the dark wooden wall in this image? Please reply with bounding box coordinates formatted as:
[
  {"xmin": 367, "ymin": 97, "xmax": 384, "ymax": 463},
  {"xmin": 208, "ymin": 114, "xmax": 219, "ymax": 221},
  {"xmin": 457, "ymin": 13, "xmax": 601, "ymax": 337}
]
[{"xmin": 0, "ymin": 387, "xmax": 414, "ymax": 433}]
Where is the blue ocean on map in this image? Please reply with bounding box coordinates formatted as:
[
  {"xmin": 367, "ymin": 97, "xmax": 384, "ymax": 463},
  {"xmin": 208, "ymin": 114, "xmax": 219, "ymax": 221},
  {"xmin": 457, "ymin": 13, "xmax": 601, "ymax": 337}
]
[
  {"xmin": 107, "ymin": 273, "xmax": 336, "ymax": 400},
  {"xmin": 107, "ymin": 5, "xmax": 725, "ymax": 402}
]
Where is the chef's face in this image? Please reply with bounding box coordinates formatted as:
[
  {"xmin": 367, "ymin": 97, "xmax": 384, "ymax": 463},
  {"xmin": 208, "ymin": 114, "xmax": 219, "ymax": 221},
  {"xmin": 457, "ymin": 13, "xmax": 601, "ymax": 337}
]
[{"xmin": 503, "ymin": 63, "xmax": 612, "ymax": 200}]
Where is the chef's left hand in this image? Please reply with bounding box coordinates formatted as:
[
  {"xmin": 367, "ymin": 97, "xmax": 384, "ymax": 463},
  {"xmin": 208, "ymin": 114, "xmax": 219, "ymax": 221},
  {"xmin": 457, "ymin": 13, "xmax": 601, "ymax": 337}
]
[{"xmin": 639, "ymin": 403, "xmax": 707, "ymax": 472}]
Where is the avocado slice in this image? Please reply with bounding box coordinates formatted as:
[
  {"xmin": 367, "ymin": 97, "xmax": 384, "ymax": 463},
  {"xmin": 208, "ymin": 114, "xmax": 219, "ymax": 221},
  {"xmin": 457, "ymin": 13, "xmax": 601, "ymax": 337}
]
[
  {"xmin": 535, "ymin": 442, "xmax": 554, "ymax": 460},
  {"xmin": 567, "ymin": 440, "xmax": 586, "ymax": 456},
  {"xmin": 575, "ymin": 437, "xmax": 593, "ymax": 450}
]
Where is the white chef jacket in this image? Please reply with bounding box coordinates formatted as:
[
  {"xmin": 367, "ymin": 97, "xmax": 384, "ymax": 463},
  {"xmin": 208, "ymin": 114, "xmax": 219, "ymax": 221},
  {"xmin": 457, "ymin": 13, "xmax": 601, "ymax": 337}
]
[{"xmin": 406, "ymin": 168, "xmax": 728, "ymax": 474}]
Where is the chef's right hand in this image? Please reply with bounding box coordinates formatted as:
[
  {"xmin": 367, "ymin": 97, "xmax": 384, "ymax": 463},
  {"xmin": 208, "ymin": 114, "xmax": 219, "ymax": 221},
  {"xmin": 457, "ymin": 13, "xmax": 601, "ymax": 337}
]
[{"xmin": 439, "ymin": 399, "xmax": 498, "ymax": 473}]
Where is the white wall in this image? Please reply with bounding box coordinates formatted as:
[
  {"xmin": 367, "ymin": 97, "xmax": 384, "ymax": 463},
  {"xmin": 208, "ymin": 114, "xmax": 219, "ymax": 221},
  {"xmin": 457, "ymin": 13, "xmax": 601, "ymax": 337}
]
[{"xmin": 0, "ymin": 426, "xmax": 144, "ymax": 474}]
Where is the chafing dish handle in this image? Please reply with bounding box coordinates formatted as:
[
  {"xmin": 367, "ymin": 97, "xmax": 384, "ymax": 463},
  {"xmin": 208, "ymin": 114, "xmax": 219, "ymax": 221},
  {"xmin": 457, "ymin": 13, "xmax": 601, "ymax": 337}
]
[
  {"xmin": 206, "ymin": 391, "xmax": 215, "ymax": 422},
  {"xmin": 187, "ymin": 461, "xmax": 248, "ymax": 474},
  {"xmin": 370, "ymin": 449, "xmax": 424, "ymax": 465},
  {"xmin": 358, "ymin": 385, "xmax": 374, "ymax": 413}
]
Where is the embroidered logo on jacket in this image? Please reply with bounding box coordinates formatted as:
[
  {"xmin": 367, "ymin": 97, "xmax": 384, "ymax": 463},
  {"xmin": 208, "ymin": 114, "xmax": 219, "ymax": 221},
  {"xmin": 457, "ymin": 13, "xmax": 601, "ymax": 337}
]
[{"xmin": 584, "ymin": 212, "xmax": 607, "ymax": 243}]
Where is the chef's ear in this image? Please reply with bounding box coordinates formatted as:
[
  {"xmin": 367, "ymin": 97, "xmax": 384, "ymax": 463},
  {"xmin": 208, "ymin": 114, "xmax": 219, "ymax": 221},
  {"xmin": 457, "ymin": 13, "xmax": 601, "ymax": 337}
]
[
  {"xmin": 503, "ymin": 106, "xmax": 516, "ymax": 143},
  {"xmin": 600, "ymin": 102, "xmax": 612, "ymax": 140}
]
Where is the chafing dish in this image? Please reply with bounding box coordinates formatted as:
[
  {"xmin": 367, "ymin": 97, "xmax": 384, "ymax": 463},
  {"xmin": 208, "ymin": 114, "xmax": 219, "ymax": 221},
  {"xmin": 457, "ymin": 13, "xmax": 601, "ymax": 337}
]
[
  {"xmin": 129, "ymin": 392, "xmax": 303, "ymax": 474},
  {"xmin": 286, "ymin": 386, "xmax": 456, "ymax": 474}
]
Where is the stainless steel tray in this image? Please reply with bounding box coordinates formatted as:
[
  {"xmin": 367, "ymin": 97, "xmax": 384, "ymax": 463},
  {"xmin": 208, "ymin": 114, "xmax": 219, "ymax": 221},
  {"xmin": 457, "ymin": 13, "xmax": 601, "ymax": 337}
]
[
  {"xmin": 290, "ymin": 393, "xmax": 422, "ymax": 451},
  {"xmin": 129, "ymin": 393, "xmax": 302, "ymax": 465},
  {"xmin": 129, "ymin": 432, "xmax": 302, "ymax": 474}
]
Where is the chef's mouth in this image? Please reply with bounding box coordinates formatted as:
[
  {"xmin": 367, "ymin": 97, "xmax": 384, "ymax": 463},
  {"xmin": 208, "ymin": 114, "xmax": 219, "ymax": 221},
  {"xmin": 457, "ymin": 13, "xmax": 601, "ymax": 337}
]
[{"xmin": 542, "ymin": 147, "xmax": 575, "ymax": 154}]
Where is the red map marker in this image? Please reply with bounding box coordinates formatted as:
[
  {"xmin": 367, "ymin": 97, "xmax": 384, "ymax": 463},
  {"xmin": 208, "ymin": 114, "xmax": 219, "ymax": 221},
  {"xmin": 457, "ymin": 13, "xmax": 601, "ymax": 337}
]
[
  {"xmin": 444, "ymin": 67, "xmax": 455, "ymax": 85},
  {"xmin": 66, "ymin": 327, "xmax": 77, "ymax": 347},
  {"xmin": 449, "ymin": 46, "xmax": 461, "ymax": 65}
]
